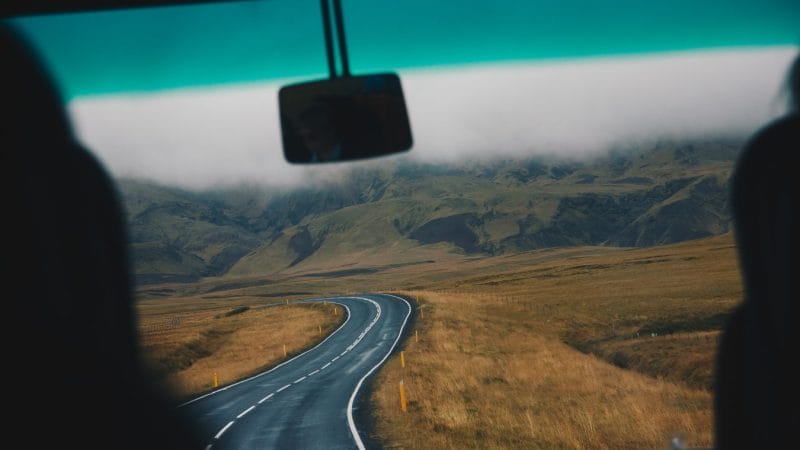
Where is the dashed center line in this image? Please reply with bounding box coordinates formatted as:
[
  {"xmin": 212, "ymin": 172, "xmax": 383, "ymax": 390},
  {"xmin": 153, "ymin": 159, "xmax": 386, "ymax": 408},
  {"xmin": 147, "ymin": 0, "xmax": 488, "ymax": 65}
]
[
  {"xmin": 214, "ymin": 421, "xmax": 234, "ymax": 439},
  {"xmin": 236, "ymin": 405, "xmax": 256, "ymax": 419},
  {"xmin": 199, "ymin": 296, "xmax": 394, "ymax": 450}
]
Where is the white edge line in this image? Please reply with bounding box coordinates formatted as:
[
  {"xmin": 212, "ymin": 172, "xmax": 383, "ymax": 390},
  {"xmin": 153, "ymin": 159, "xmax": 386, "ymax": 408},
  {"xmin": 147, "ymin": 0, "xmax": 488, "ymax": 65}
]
[
  {"xmin": 236, "ymin": 405, "xmax": 256, "ymax": 419},
  {"xmin": 178, "ymin": 299, "xmax": 352, "ymax": 408},
  {"xmin": 346, "ymin": 294, "xmax": 413, "ymax": 450},
  {"xmin": 214, "ymin": 421, "xmax": 235, "ymax": 439},
  {"xmin": 257, "ymin": 393, "xmax": 274, "ymax": 404},
  {"xmin": 179, "ymin": 293, "xmax": 403, "ymax": 450}
]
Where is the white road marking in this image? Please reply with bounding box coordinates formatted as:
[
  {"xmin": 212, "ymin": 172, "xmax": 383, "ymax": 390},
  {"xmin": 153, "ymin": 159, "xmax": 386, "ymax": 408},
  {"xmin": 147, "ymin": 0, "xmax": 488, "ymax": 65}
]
[
  {"xmin": 236, "ymin": 405, "xmax": 256, "ymax": 419},
  {"xmin": 184, "ymin": 295, "xmax": 407, "ymax": 450},
  {"xmin": 308, "ymin": 369, "xmax": 320, "ymax": 376},
  {"xmin": 214, "ymin": 421, "xmax": 235, "ymax": 439},
  {"xmin": 178, "ymin": 300, "xmax": 351, "ymax": 408},
  {"xmin": 205, "ymin": 445, "xmax": 213, "ymax": 450},
  {"xmin": 294, "ymin": 376, "xmax": 307, "ymax": 384},
  {"xmin": 258, "ymin": 393, "xmax": 274, "ymax": 404},
  {"xmin": 347, "ymin": 294, "xmax": 412, "ymax": 450}
]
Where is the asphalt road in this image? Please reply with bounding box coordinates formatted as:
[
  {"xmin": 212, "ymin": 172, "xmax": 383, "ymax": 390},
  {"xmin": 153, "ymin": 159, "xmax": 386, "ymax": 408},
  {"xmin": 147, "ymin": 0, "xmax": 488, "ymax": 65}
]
[{"xmin": 180, "ymin": 293, "xmax": 412, "ymax": 450}]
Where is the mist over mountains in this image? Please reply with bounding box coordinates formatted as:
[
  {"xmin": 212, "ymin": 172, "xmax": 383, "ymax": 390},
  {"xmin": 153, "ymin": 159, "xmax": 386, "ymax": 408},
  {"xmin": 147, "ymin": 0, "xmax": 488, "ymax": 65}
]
[{"xmin": 120, "ymin": 139, "xmax": 739, "ymax": 285}]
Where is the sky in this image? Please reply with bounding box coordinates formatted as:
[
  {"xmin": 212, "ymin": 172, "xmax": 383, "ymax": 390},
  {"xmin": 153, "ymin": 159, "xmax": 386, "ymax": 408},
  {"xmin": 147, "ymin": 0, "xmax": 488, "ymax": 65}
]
[{"xmin": 13, "ymin": 0, "xmax": 800, "ymax": 189}]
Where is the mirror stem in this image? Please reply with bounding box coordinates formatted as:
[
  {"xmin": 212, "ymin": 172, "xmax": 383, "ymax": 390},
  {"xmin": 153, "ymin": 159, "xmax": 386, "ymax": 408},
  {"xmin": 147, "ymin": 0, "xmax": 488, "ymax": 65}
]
[
  {"xmin": 320, "ymin": 0, "xmax": 337, "ymax": 79},
  {"xmin": 333, "ymin": 0, "xmax": 351, "ymax": 77}
]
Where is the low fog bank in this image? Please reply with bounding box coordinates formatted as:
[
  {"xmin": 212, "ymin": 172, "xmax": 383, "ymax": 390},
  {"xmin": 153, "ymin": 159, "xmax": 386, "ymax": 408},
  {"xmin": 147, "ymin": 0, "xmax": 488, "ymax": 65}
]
[{"xmin": 70, "ymin": 47, "xmax": 796, "ymax": 191}]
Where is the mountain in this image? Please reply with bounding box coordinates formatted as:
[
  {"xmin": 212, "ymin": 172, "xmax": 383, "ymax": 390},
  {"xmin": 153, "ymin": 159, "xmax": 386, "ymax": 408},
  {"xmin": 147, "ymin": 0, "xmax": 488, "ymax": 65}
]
[{"xmin": 118, "ymin": 139, "xmax": 741, "ymax": 284}]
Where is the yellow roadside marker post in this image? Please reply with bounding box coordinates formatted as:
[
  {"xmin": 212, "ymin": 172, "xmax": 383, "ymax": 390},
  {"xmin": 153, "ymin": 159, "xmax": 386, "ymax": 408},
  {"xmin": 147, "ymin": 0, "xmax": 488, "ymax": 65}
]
[
  {"xmin": 399, "ymin": 380, "xmax": 407, "ymax": 413},
  {"xmin": 213, "ymin": 372, "xmax": 219, "ymax": 388},
  {"xmin": 400, "ymin": 351, "xmax": 405, "ymax": 368},
  {"xmin": 283, "ymin": 344, "xmax": 287, "ymax": 357}
]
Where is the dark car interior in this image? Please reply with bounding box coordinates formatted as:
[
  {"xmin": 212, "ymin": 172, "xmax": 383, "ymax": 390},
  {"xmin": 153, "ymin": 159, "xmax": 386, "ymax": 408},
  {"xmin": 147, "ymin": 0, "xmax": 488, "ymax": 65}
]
[{"xmin": 2, "ymin": 1, "xmax": 797, "ymax": 449}]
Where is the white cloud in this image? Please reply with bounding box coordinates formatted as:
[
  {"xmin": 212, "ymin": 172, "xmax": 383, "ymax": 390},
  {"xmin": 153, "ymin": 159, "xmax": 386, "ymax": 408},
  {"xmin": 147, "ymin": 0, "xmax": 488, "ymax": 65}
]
[{"xmin": 68, "ymin": 46, "xmax": 797, "ymax": 189}]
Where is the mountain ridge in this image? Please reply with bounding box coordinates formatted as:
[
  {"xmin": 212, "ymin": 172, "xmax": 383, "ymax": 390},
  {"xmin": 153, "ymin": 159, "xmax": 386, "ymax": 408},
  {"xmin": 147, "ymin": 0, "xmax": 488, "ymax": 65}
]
[{"xmin": 119, "ymin": 138, "xmax": 740, "ymax": 285}]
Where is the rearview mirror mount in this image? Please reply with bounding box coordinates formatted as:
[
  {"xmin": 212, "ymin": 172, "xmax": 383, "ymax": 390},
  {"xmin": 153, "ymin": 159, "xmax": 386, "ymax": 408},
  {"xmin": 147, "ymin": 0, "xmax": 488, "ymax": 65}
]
[{"xmin": 279, "ymin": 0, "xmax": 412, "ymax": 164}]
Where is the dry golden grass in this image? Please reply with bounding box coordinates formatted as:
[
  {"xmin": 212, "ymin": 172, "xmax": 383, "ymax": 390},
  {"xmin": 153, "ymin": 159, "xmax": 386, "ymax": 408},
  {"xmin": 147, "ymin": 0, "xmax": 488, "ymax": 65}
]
[
  {"xmin": 594, "ymin": 331, "xmax": 720, "ymax": 390},
  {"xmin": 370, "ymin": 234, "xmax": 742, "ymax": 449},
  {"xmin": 137, "ymin": 298, "xmax": 343, "ymax": 400},
  {"xmin": 135, "ymin": 233, "xmax": 741, "ymax": 447}
]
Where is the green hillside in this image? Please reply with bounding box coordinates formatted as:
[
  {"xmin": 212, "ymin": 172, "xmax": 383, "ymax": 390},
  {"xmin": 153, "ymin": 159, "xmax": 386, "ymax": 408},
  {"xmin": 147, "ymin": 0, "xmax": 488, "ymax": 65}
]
[{"xmin": 118, "ymin": 139, "xmax": 740, "ymax": 284}]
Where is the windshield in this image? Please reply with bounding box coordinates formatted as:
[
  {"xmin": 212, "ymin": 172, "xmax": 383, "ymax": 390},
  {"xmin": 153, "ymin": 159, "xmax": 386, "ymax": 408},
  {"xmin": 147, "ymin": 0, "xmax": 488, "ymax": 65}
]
[
  {"xmin": 8, "ymin": 1, "xmax": 800, "ymax": 449},
  {"xmin": 13, "ymin": 1, "xmax": 799, "ymax": 188}
]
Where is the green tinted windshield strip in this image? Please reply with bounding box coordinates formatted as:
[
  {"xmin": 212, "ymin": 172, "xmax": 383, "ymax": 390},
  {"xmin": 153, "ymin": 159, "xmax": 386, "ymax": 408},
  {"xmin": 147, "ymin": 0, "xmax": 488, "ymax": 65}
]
[{"xmin": 11, "ymin": 0, "xmax": 800, "ymax": 99}]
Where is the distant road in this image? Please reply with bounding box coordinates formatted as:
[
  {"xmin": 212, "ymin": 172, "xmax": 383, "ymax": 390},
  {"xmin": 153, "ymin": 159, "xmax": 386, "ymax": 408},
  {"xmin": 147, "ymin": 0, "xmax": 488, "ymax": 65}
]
[{"xmin": 180, "ymin": 294, "xmax": 412, "ymax": 450}]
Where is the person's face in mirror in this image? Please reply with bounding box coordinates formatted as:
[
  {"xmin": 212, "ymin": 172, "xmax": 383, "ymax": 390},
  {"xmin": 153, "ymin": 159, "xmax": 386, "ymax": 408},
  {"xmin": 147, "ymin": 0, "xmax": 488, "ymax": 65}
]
[{"xmin": 297, "ymin": 105, "xmax": 341, "ymax": 162}]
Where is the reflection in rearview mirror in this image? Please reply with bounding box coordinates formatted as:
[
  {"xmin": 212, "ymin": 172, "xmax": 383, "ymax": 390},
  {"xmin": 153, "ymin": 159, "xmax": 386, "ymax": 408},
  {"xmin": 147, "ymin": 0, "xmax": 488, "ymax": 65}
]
[{"xmin": 279, "ymin": 73, "xmax": 413, "ymax": 164}]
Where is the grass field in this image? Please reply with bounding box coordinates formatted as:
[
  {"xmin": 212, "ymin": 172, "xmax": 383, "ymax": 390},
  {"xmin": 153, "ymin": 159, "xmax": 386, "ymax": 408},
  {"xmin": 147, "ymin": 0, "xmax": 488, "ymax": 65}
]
[
  {"xmin": 136, "ymin": 233, "xmax": 741, "ymax": 448},
  {"xmin": 137, "ymin": 297, "xmax": 344, "ymax": 400},
  {"xmin": 369, "ymin": 233, "xmax": 741, "ymax": 449}
]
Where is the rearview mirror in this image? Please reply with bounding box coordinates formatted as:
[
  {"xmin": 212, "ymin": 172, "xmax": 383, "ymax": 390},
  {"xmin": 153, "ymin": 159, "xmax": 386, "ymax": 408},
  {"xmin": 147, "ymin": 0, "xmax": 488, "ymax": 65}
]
[{"xmin": 279, "ymin": 73, "xmax": 413, "ymax": 164}]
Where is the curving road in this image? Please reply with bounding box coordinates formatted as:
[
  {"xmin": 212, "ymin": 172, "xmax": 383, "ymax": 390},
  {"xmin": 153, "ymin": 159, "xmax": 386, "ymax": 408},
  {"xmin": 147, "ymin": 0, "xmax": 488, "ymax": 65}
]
[{"xmin": 179, "ymin": 293, "xmax": 412, "ymax": 450}]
